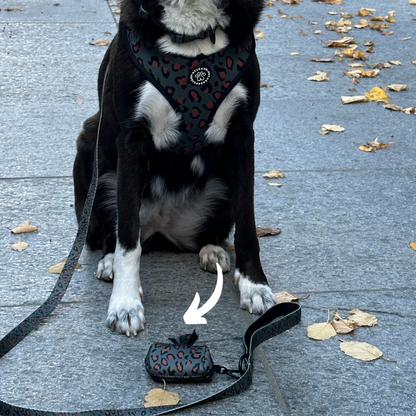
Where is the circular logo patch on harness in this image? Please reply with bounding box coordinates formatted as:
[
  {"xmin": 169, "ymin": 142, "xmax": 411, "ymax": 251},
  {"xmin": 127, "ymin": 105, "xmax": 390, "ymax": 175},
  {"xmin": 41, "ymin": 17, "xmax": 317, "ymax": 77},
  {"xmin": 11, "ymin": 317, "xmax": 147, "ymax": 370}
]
[{"xmin": 189, "ymin": 67, "xmax": 211, "ymax": 86}]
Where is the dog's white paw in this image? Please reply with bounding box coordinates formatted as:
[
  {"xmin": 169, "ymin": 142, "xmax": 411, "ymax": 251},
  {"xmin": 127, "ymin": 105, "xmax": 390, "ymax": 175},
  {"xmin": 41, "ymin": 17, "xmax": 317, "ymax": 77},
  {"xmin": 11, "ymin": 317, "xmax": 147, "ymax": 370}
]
[
  {"xmin": 199, "ymin": 244, "xmax": 230, "ymax": 273},
  {"xmin": 97, "ymin": 253, "xmax": 115, "ymax": 281},
  {"xmin": 106, "ymin": 291, "xmax": 145, "ymax": 336},
  {"xmin": 234, "ymin": 269, "xmax": 276, "ymax": 315},
  {"xmin": 106, "ymin": 242, "xmax": 145, "ymax": 336}
]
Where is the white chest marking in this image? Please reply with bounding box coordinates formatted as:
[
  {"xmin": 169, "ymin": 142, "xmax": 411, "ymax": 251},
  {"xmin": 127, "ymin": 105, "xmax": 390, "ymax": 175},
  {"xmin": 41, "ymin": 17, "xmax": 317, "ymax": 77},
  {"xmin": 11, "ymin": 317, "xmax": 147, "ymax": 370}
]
[
  {"xmin": 205, "ymin": 83, "xmax": 248, "ymax": 145},
  {"xmin": 135, "ymin": 82, "xmax": 182, "ymax": 151}
]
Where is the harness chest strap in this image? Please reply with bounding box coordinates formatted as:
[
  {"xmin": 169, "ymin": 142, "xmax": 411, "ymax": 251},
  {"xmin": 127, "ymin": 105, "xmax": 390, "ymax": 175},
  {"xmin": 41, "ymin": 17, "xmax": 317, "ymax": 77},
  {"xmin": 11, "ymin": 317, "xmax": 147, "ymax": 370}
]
[{"xmin": 121, "ymin": 23, "xmax": 256, "ymax": 157}]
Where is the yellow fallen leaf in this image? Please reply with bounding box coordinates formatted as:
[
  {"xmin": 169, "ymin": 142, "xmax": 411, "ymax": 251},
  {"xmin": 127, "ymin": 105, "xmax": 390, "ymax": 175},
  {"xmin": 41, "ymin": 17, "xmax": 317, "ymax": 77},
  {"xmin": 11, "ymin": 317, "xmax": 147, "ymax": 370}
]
[
  {"xmin": 364, "ymin": 87, "xmax": 389, "ymax": 103},
  {"xmin": 48, "ymin": 258, "xmax": 82, "ymax": 274},
  {"xmin": 389, "ymin": 60, "xmax": 401, "ymax": 66},
  {"xmin": 11, "ymin": 241, "xmax": 29, "ymax": 252},
  {"xmin": 255, "ymin": 31, "xmax": 265, "ymax": 39},
  {"xmin": 339, "ymin": 341, "xmax": 383, "ymax": 361},
  {"xmin": 412, "ymin": 61, "xmax": 416, "ymax": 65},
  {"xmin": 290, "ymin": 52, "xmax": 300, "ymax": 55},
  {"xmin": 410, "ymin": 0, "xmax": 416, "ymax": 5},
  {"xmin": 89, "ymin": 39, "xmax": 110, "ymax": 46},
  {"xmin": 409, "ymin": 241, "xmax": 416, "ymax": 250},
  {"xmin": 307, "ymin": 322, "xmax": 336, "ymax": 341},
  {"xmin": 388, "ymin": 84, "xmax": 407, "ymax": 92},
  {"xmin": 11, "ymin": 221, "xmax": 38, "ymax": 234},
  {"xmin": 331, "ymin": 310, "xmax": 357, "ymax": 334},
  {"xmin": 263, "ymin": 170, "xmax": 285, "ymax": 179},
  {"xmin": 348, "ymin": 308, "xmax": 378, "ymax": 327},
  {"xmin": 143, "ymin": 383, "xmax": 180, "ymax": 408}
]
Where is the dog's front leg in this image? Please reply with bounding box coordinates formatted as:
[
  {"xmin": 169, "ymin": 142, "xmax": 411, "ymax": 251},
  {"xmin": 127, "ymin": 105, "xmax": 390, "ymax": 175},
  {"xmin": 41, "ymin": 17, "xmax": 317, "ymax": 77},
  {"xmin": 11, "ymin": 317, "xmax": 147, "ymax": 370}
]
[
  {"xmin": 106, "ymin": 130, "xmax": 151, "ymax": 336},
  {"xmin": 225, "ymin": 123, "xmax": 276, "ymax": 315}
]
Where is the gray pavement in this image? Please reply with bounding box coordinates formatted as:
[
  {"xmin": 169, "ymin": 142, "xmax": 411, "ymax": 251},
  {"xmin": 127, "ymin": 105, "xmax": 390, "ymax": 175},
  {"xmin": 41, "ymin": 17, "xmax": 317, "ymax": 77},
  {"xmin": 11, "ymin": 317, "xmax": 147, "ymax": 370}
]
[{"xmin": 1, "ymin": 0, "xmax": 415, "ymax": 415}]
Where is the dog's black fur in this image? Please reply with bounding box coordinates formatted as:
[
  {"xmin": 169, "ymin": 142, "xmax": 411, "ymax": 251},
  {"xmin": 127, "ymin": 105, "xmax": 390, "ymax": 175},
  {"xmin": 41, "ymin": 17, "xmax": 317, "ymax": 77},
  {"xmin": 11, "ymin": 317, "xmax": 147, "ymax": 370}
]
[{"xmin": 73, "ymin": 0, "xmax": 276, "ymax": 335}]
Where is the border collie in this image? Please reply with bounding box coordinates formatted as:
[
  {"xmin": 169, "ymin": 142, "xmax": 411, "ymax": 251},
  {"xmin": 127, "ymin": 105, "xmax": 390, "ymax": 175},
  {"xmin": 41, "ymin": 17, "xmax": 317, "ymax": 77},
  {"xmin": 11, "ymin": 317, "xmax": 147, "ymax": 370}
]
[{"xmin": 73, "ymin": 0, "xmax": 276, "ymax": 336}]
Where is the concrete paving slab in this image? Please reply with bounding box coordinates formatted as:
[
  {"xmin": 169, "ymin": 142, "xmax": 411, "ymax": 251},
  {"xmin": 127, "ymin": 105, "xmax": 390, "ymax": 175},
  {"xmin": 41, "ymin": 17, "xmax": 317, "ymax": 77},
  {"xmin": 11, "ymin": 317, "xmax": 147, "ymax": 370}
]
[
  {"xmin": 254, "ymin": 169, "xmax": 416, "ymax": 292},
  {"xmin": 261, "ymin": 290, "xmax": 416, "ymax": 416},
  {"xmin": 0, "ymin": 0, "xmax": 114, "ymax": 23},
  {"xmin": 0, "ymin": 22, "xmax": 113, "ymax": 104}
]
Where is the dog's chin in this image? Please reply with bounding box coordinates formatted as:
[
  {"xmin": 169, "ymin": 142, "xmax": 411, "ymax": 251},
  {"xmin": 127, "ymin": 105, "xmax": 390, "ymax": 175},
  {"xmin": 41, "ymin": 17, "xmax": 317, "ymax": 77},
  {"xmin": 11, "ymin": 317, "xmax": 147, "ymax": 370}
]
[
  {"xmin": 157, "ymin": 28, "xmax": 229, "ymax": 58},
  {"xmin": 159, "ymin": 0, "xmax": 230, "ymax": 36}
]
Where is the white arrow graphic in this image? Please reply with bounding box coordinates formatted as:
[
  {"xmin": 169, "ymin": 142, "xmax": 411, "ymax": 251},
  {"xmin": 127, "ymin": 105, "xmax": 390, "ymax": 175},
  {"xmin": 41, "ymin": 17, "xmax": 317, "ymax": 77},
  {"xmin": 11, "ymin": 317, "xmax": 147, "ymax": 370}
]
[{"xmin": 183, "ymin": 263, "xmax": 223, "ymax": 325}]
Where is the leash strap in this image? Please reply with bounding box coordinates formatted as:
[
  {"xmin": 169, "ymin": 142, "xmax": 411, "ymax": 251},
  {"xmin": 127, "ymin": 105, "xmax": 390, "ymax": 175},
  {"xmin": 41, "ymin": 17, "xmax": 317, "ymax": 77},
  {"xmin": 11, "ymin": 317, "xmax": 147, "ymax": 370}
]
[{"xmin": 0, "ymin": 68, "xmax": 301, "ymax": 416}]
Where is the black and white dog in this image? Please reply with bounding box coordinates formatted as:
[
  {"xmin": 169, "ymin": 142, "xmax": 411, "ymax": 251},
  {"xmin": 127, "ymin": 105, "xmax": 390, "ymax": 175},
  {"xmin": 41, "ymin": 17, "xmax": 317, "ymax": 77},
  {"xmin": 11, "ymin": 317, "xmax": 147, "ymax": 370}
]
[{"xmin": 73, "ymin": 0, "xmax": 276, "ymax": 336}]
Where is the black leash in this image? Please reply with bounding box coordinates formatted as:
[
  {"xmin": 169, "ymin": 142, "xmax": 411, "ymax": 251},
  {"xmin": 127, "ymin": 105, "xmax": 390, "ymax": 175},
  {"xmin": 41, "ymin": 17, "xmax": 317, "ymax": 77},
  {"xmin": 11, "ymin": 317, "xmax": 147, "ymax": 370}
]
[{"xmin": 0, "ymin": 62, "xmax": 301, "ymax": 416}]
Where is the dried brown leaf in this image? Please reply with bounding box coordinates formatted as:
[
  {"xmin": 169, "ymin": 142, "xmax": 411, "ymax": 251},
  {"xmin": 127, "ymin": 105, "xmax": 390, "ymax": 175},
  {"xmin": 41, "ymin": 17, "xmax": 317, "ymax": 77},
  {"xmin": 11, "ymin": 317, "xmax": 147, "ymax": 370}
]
[
  {"xmin": 341, "ymin": 95, "xmax": 368, "ymax": 104},
  {"xmin": 339, "ymin": 341, "xmax": 383, "ymax": 361},
  {"xmin": 307, "ymin": 321, "xmax": 336, "ymax": 341},
  {"xmin": 310, "ymin": 56, "xmax": 335, "ymax": 62},
  {"xmin": 388, "ymin": 84, "xmax": 407, "ymax": 92},
  {"xmin": 11, "ymin": 241, "xmax": 29, "ymax": 252},
  {"xmin": 89, "ymin": 39, "xmax": 110, "ymax": 46},
  {"xmin": 263, "ymin": 170, "xmax": 285, "ymax": 179},
  {"xmin": 143, "ymin": 383, "xmax": 180, "ymax": 408},
  {"xmin": 11, "ymin": 221, "xmax": 38, "ymax": 234},
  {"xmin": 348, "ymin": 308, "xmax": 378, "ymax": 327},
  {"xmin": 48, "ymin": 258, "xmax": 82, "ymax": 274},
  {"xmin": 384, "ymin": 104, "xmax": 403, "ymax": 111},
  {"xmin": 326, "ymin": 37, "xmax": 355, "ymax": 47},
  {"xmin": 308, "ymin": 71, "xmax": 331, "ymax": 81},
  {"xmin": 321, "ymin": 124, "xmax": 345, "ymax": 132},
  {"xmin": 274, "ymin": 291, "xmax": 301, "ymax": 304},
  {"xmin": 256, "ymin": 226, "xmax": 281, "ymax": 238},
  {"xmin": 331, "ymin": 310, "xmax": 357, "ymax": 334},
  {"xmin": 402, "ymin": 107, "xmax": 416, "ymax": 115}
]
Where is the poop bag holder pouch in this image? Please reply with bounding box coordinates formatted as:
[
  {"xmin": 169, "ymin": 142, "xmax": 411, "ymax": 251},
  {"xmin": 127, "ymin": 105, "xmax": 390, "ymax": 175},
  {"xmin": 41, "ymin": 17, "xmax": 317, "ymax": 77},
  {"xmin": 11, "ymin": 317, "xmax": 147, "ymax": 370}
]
[{"xmin": 145, "ymin": 330, "xmax": 215, "ymax": 382}]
